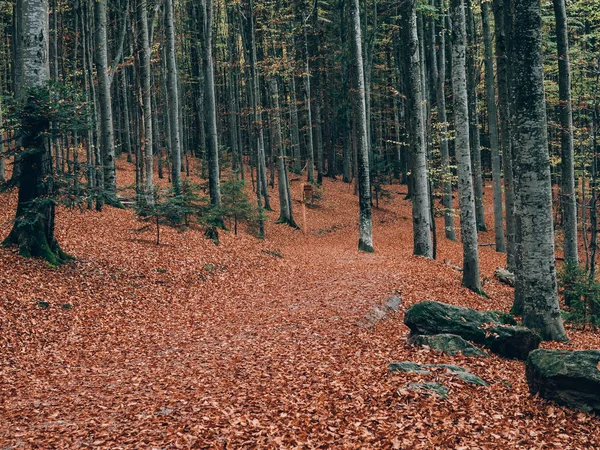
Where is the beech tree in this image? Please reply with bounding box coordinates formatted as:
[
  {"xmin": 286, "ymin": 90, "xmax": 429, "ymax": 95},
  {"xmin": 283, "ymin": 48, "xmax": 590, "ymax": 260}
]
[
  {"xmin": 451, "ymin": 0, "xmax": 481, "ymax": 292},
  {"xmin": 511, "ymin": 0, "xmax": 567, "ymax": 341},
  {"xmin": 3, "ymin": 0, "xmax": 70, "ymax": 265},
  {"xmin": 349, "ymin": 0, "xmax": 373, "ymax": 252}
]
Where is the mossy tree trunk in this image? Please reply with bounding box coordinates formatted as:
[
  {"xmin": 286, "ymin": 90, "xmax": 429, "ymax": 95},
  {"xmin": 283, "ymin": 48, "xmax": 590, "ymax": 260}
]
[{"xmin": 3, "ymin": 0, "xmax": 71, "ymax": 265}]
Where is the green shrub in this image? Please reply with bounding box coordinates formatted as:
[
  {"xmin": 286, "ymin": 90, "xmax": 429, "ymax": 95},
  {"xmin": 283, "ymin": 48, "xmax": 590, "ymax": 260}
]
[{"xmin": 558, "ymin": 262, "xmax": 600, "ymax": 329}]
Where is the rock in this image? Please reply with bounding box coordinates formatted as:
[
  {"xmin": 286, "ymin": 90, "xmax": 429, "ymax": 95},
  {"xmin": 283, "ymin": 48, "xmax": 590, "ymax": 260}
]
[
  {"xmin": 428, "ymin": 363, "xmax": 467, "ymax": 373},
  {"xmin": 408, "ymin": 333, "xmax": 488, "ymax": 357},
  {"xmin": 407, "ymin": 382, "xmax": 449, "ymax": 398},
  {"xmin": 389, "ymin": 362, "xmax": 488, "ymax": 388},
  {"xmin": 494, "ymin": 267, "xmax": 515, "ymax": 287},
  {"xmin": 484, "ymin": 325, "xmax": 542, "ymax": 360},
  {"xmin": 454, "ymin": 372, "xmax": 489, "ymax": 386},
  {"xmin": 389, "ymin": 362, "xmax": 431, "ymax": 374},
  {"xmin": 356, "ymin": 295, "xmax": 402, "ymax": 328},
  {"xmin": 526, "ymin": 349, "xmax": 600, "ymax": 414},
  {"xmin": 404, "ymin": 301, "xmax": 540, "ymax": 360}
]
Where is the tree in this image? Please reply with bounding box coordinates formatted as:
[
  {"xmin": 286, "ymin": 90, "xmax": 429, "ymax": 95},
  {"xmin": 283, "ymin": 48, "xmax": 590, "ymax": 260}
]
[
  {"xmin": 3, "ymin": 0, "xmax": 70, "ymax": 265},
  {"xmin": 199, "ymin": 0, "xmax": 222, "ymax": 208},
  {"xmin": 511, "ymin": 0, "xmax": 567, "ymax": 341},
  {"xmin": 451, "ymin": 0, "xmax": 481, "ymax": 292},
  {"xmin": 481, "ymin": 0, "xmax": 505, "ymax": 252},
  {"xmin": 435, "ymin": 0, "xmax": 456, "ymax": 242},
  {"xmin": 349, "ymin": 0, "xmax": 373, "ymax": 252},
  {"xmin": 135, "ymin": 0, "xmax": 154, "ymax": 205},
  {"xmin": 165, "ymin": 0, "xmax": 182, "ymax": 192},
  {"xmin": 553, "ymin": 0, "xmax": 578, "ymax": 267},
  {"xmin": 94, "ymin": 0, "xmax": 126, "ymax": 207},
  {"xmin": 403, "ymin": 0, "xmax": 433, "ymax": 257}
]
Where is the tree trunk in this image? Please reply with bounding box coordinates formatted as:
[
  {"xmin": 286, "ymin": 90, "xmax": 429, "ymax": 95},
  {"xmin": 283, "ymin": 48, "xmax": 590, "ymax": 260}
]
[
  {"xmin": 511, "ymin": 0, "xmax": 567, "ymax": 341},
  {"xmin": 94, "ymin": 0, "xmax": 120, "ymax": 206},
  {"xmin": 481, "ymin": 0, "xmax": 505, "ymax": 252},
  {"xmin": 350, "ymin": 0, "xmax": 374, "ymax": 252},
  {"xmin": 403, "ymin": 1, "xmax": 433, "ymax": 257},
  {"xmin": 3, "ymin": 0, "xmax": 70, "ymax": 265},
  {"xmin": 200, "ymin": 0, "xmax": 222, "ymax": 207},
  {"xmin": 553, "ymin": 0, "xmax": 578, "ymax": 267},
  {"xmin": 136, "ymin": 0, "xmax": 154, "ymax": 205},
  {"xmin": 493, "ymin": 0, "xmax": 516, "ymax": 270},
  {"xmin": 465, "ymin": 0, "xmax": 486, "ymax": 231},
  {"xmin": 451, "ymin": 0, "xmax": 481, "ymax": 292},
  {"xmin": 436, "ymin": 0, "xmax": 456, "ymax": 241},
  {"xmin": 165, "ymin": 0, "xmax": 182, "ymax": 192},
  {"xmin": 270, "ymin": 77, "xmax": 297, "ymax": 227}
]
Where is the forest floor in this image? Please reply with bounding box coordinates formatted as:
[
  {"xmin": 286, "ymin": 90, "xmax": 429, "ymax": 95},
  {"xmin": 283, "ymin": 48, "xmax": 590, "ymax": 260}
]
[{"xmin": 1, "ymin": 159, "xmax": 600, "ymax": 449}]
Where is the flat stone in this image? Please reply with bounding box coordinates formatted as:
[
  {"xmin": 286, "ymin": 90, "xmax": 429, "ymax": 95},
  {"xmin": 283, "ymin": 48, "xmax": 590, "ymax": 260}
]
[
  {"xmin": 408, "ymin": 333, "xmax": 488, "ymax": 357},
  {"xmin": 407, "ymin": 382, "xmax": 449, "ymax": 399}
]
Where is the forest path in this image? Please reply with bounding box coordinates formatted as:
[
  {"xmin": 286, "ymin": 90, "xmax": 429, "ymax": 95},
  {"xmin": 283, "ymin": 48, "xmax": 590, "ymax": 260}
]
[{"xmin": 1, "ymin": 174, "xmax": 599, "ymax": 448}]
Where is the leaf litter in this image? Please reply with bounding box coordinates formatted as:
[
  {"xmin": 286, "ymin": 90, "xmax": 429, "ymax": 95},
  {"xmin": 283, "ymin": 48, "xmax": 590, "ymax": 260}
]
[{"xmin": 0, "ymin": 160, "xmax": 599, "ymax": 448}]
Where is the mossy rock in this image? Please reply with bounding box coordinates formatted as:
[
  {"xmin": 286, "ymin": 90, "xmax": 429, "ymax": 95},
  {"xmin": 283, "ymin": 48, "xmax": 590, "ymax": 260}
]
[
  {"xmin": 407, "ymin": 382, "xmax": 449, "ymax": 399},
  {"xmin": 404, "ymin": 301, "xmax": 539, "ymax": 360},
  {"xmin": 526, "ymin": 349, "xmax": 600, "ymax": 414},
  {"xmin": 408, "ymin": 333, "xmax": 488, "ymax": 357}
]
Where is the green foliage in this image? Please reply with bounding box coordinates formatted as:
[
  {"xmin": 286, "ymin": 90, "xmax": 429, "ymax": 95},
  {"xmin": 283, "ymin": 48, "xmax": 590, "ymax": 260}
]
[
  {"xmin": 214, "ymin": 175, "xmax": 259, "ymax": 236},
  {"xmin": 370, "ymin": 150, "xmax": 392, "ymax": 208},
  {"xmin": 558, "ymin": 262, "xmax": 600, "ymax": 329}
]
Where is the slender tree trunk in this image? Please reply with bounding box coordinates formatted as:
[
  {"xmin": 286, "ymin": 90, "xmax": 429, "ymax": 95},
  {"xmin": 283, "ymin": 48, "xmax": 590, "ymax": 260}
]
[
  {"xmin": 451, "ymin": 0, "xmax": 481, "ymax": 292},
  {"xmin": 350, "ymin": 0, "xmax": 374, "ymax": 252},
  {"xmin": 512, "ymin": 0, "xmax": 567, "ymax": 341},
  {"xmin": 493, "ymin": 0, "xmax": 516, "ymax": 270},
  {"xmin": 136, "ymin": 0, "xmax": 154, "ymax": 205},
  {"xmin": 481, "ymin": 0, "xmax": 505, "ymax": 252},
  {"xmin": 94, "ymin": 0, "xmax": 120, "ymax": 206},
  {"xmin": 553, "ymin": 0, "xmax": 578, "ymax": 267},
  {"xmin": 436, "ymin": 0, "xmax": 456, "ymax": 241},
  {"xmin": 165, "ymin": 0, "xmax": 182, "ymax": 192},
  {"xmin": 303, "ymin": 28, "xmax": 316, "ymax": 184},
  {"xmin": 200, "ymin": 0, "xmax": 222, "ymax": 207},
  {"xmin": 403, "ymin": 0, "xmax": 433, "ymax": 258},
  {"xmin": 466, "ymin": 0, "xmax": 486, "ymax": 231},
  {"xmin": 270, "ymin": 77, "xmax": 297, "ymax": 227},
  {"xmin": 289, "ymin": 76, "xmax": 302, "ymax": 174}
]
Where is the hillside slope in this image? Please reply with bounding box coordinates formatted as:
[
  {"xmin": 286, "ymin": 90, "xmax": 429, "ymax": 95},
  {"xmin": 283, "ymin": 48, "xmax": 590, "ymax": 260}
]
[{"xmin": 1, "ymin": 162, "xmax": 599, "ymax": 448}]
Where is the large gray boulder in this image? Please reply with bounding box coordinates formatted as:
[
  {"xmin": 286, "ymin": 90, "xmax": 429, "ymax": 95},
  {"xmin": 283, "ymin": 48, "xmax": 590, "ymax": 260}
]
[
  {"xmin": 408, "ymin": 333, "xmax": 488, "ymax": 357},
  {"xmin": 404, "ymin": 301, "xmax": 540, "ymax": 360},
  {"xmin": 526, "ymin": 349, "xmax": 600, "ymax": 414}
]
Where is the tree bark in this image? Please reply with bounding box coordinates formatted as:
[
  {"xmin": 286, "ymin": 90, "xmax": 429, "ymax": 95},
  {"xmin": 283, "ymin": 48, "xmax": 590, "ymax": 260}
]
[
  {"xmin": 199, "ymin": 0, "xmax": 222, "ymax": 207},
  {"xmin": 3, "ymin": 0, "xmax": 70, "ymax": 265},
  {"xmin": 553, "ymin": 0, "xmax": 578, "ymax": 267},
  {"xmin": 404, "ymin": 0, "xmax": 433, "ymax": 258},
  {"xmin": 493, "ymin": 0, "xmax": 516, "ymax": 270},
  {"xmin": 165, "ymin": 0, "xmax": 182, "ymax": 192},
  {"xmin": 350, "ymin": 0, "xmax": 374, "ymax": 252},
  {"xmin": 481, "ymin": 0, "xmax": 505, "ymax": 252},
  {"xmin": 512, "ymin": 0, "xmax": 567, "ymax": 341},
  {"xmin": 436, "ymin": 0, "xmax": 456, "ymax": 241},
  {"xmin": 451, "ymin": 0, "xmax": 481, "ymax": 292}
]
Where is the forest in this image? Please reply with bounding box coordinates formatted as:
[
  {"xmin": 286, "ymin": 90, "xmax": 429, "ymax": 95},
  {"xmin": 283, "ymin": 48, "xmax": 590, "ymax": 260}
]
[{"xmin": 1, "ymin": 0, "xmax": 600, "ymax": 447}]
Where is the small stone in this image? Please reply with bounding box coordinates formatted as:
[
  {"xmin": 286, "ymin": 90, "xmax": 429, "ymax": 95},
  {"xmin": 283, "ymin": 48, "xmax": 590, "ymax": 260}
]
[
  {"xmin": 407, "ymin": 382, "xmax": 449, "ymax": 399},
  {"xmin": 408, "ymin": 334, "xmax": 488, "ymax": 357},
  {"xmin": 454, "ymin": 372, "xmax": 489, "ymax": 386},
  {"xmin": 389, "ymin": 362, "xmax": 431, "ymax": 374}
]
